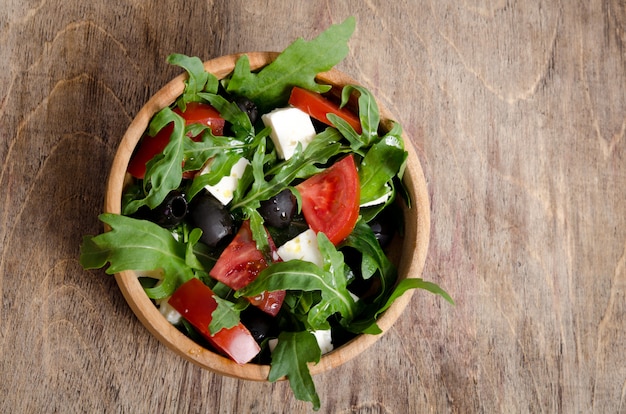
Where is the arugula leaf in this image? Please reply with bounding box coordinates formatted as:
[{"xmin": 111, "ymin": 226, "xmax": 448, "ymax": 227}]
[
  {"xmin": 79, "ymin": 235, "xmax": 110, "ymax": 270},
  {"xmin": 231, "ymin": 128, "xmax": 343, "ymax": 211},
  {"xmin": 348, "ymin": 278, "xmax": 454, "ymax": 335},
  {"xmin": 79, "ymin": 213, "xmax": 194, "ymax": 299},
  {"xmin": 247, "ymin": 208, "xmax": 272, "ymax": 257},
  {"xmin": 342, "ymin": 85, "xmax": 380, "ymax": 146},
  {"xmin": 182, "ymin": 139, "xmax": 245, "ymax": 179},
  {"xmin": 268, "ymin": 331, "xmax": 321, "ymax": 411},
  {"xmin": 358, "ymin": 133, "xmax": 407, "ymax": 205},
  {"xmin": 209, "ymin": 296, "xmax": 241, "ymax": 335},
  {"xmin": 185, "ymin": 128, "xmax": 269, "ymax": 202},
  {"xmin": 184, "ymin": 227, "xmax": 205, "ymax": 270},
  {"xmin": 226, "ymin": 17, "xmax": 355, "ymax": 112},
  {"xmin": 197, "ymin": 92, "xmax": 255, "ymax": 140},
  {"xmin": 342, "ymin": 219, "xmax": 453, "ymax": 334},
  {"xmin": 326, "ymin": 114, "xmax": 364, "ymax": 153},
  {"xmin": 343, "ymin": 219, "xmax": 396, "ymax": 284},
  {"xmin": 190, "ymin": 237, "xmax": 220, "ymax": 271},
  {"xmin": 123, "ymin": 108, "xmax": 186, "ymax": 215},
  {"xmin": 326, "ymin": 84, "xmax": 380, "ymax": 151},
  {"xmin": 144, "ymin": 278, "xmax": 180, "ymax": 305},
  {"xmin": 211, "ymin": 281, "xmax": 235, "ymax": 299},
  {"xmin": 230, "ymin": 136, "xmax": 270, "ymax": 211},
  {"xmin": 377, "ymin": 278, "xmax": 455, "ymax": 316},
  {"xmin": 236, "ymin": 233, "xmax": 358, "ymax": 330},
  {"xmin": 167, "ymin": 53, "xmax": 219, "ymax": 110},
  {"xmin": 282, "ymin": 290, "xmax": 322, "ymax": 329},
  {"xmin": 358, "ymin": 186, "xmax": 394, "ymax": 223}
]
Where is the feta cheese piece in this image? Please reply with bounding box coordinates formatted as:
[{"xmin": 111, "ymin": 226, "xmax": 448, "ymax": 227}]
[
  {"xmin": 200, "ymin": 157, "xmax": 250, "ymax": 205},
  {"xmin": 134, "ymin": 270, "xmax": 183, "ymax": 325},
  {"xmin": 157, "ymin": 298, "xmax": 182, "ymax": 325},
  {"xmin": 360, "ymin": 184, "xmax": 392, "ymax": 208},
  {"xmin": 277, "ymin": 229, "xmax": 323, "ymax": 267},
  {"xmin": 261, "ymin": 107, "xmax": 317, "ymax": 160},
  {"xmin": 267, "ymin": 330, "xmax": 334, "ymax": 355},
  {"xmin": 312, "ymin": 329, "xmax": 334, "ymax": 354}
]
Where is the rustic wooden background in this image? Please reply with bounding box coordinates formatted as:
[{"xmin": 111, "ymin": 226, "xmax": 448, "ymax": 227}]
[{"xmin": 1, "ymin": 1, "xmax": 625, "ymax": 413}]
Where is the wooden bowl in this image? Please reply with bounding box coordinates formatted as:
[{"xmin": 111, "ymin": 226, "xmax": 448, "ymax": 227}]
[{"xmin": 104, "ymin": 52, "xmax": 430, "ymax": 380}]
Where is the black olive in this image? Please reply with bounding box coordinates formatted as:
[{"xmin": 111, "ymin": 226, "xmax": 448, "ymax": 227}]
[
  {"xmin": 342, "ymin": 247, "xmax": 370, "ymax": 296},
  {"xmin": 258, "ymin": 189, "xmax": 297, "ymax": 229},
  {"xmin": 233, "ymin": 96, "xmax": 259, "ymax": 125},
  {"xmin": 310, "ymin": 117, "xmax": 329, "ymax": 133},
  {"xmin": 265, "ymin": 214, "xmax": 308, "ymax": 247},
  {"xmin": 188, "ymin": 191, "xmax": 236, "ymax": 248},
  {"xmin": 369, "ymin": 209, "xmax": 396, "ymax": 248},
  {"xmin": 148, "ymin": 190, "xmax": 188, "ymax": 228},
  {"xmin": 240, "ymin": 306, "xmax": 276, "ymax": 343}
]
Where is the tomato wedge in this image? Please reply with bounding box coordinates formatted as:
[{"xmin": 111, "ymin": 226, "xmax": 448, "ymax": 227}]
[
  {"xmin": 246, "ymin": 290, "xmax": 286, "ymax": 317},
  {"xmin": 209, "ymin": 221, "xmax": 285, "ymax": 316},
  {"xmin": 168, "ymin": 278, "xmax": 260, "ymax": 364},
  {"xmin": 288, "ymin": 86, "xmax": 362, "ymax": 134},
  {"xmin": 174, "ymin": 102, "xmax": 225, "ymax": 133},
  {"xmin": 296, "ymin": 154, "xmax": 360, "ymax": 245},
  {"xmin": 127, "ymin": 102, "xmax": 225, "ymax": 179}
]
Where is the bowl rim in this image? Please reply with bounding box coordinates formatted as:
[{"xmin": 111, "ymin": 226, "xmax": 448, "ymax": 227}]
[{"xmin": 104, "ymin": 52, "xmax": 431, "ymax": 380}]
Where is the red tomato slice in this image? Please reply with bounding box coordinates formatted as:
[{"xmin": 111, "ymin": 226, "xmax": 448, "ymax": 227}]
[
  {"xmin": 175, "ymin": 102, "xmax": 225, "ymax": 135},
  {"xmin": 168, "ymin": 278, "xmax": 260, "ymax": 364},
  {"xmin": 127, "ymin": 102, "xmax": 225, "ymax": 179},
  {"xmin": 210, "ymin": 221, "xmax": 285, "ymax": 316},
  {"xmin": 246, "ymin": 290, "xmax": 286, "ymax": 317},
  {"xmin": 296, "ymin": 155, "xmax": 360, "ymax": 245},
  {"xmin": 288, "ymin": 86, "xmax": 362, "ymax": 134}
]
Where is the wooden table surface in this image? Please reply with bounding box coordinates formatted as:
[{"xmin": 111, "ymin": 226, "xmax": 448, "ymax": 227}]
[{"xmin": 2, "ymin": 1, "xmax": 625, "ymax": 413}]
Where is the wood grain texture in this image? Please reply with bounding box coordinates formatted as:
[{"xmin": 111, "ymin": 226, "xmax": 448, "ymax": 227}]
[{"xmin": 1, "ymin": 1, "xmax": 624, "ymax": 413}]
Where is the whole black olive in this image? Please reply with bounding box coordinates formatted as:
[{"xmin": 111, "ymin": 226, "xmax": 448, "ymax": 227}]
[
  {"xmin": 189, "ymin": 191, "xmax": 236, "ymax": 248},
  {"xmin": 148, "ymin": 190, "xmax": 188, "ymax": 228},
  {"xmin": 258, "ymin": 189, "xmax": 297, "ymax": 229},
  {"xmin": 240, "ymin": 306, "xmax": 276, "ymax": 343},
  {"xmin": 233, "ymin": 96, "xmax": 259, "ymax": 125}
]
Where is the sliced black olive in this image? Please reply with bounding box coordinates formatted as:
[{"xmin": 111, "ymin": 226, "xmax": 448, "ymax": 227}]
[
  {"xmin": 258, "ymin": 189, "xmax": 297, "ymax": 229},
  {"xmin": 147, "ymin": 190, "xmax": 188, "ymax": 228},
  {"xmin": 188, "ymin": 191, "xmax": 236, "ymax": 248}
]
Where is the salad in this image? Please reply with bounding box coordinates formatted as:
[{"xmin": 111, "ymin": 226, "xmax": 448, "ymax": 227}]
[{"xmin": 80, "ymin": 17, "xmax": 452, "ymax": 410}]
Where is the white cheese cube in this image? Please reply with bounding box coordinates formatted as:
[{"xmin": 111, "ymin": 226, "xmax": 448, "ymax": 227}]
[
  {"xmin": 157, "ymin": 298, "xmax": 182, "ymax": 325},
  {"xmin": 312, "ymin": 329, "xmax": 334, "ymax": 354},
  {"xmin": 277, "ymin": 229, "xmax": 323, "ymax": 267},
  {"xmin": 200, "ymin": 157, "xmax": 250, "ymax": 205},
  {"xmin": 261, "ymin": 107, "xmax": 317, "ymax": 160}
]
